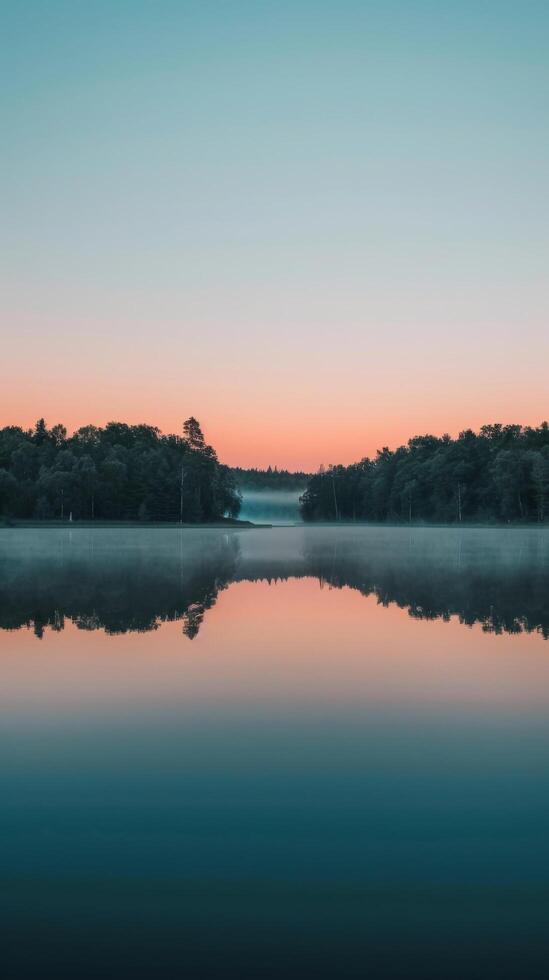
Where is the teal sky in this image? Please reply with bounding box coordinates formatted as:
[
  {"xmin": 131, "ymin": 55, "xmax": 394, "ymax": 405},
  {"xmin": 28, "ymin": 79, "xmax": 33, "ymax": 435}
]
[{"xmin": 2, "ymin": 1, "xmax": 548, "ymax": 468}]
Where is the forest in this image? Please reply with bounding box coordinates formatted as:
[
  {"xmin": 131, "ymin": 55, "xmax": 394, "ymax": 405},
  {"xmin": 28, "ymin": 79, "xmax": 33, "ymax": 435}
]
[
  {"xmin": 300, "ymin": 423, "xmax": 549, "ymax": 524},
  {"xmin": 2, "ymin": 419, "xmax": 549, "ymax": 525},
  {"xmin": 231, "ymin": 466, "xmax": 310, "ymax": 491},
  {"xmin": 0, "ymin": 417, "xmax": 240, "ymax": 522}
]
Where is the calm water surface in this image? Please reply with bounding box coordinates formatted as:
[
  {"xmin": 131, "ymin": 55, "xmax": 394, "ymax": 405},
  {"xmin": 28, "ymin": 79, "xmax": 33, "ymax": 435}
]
[{"xmin": 1, "ymin": 526, "xmax": 549, "ymax": 978}]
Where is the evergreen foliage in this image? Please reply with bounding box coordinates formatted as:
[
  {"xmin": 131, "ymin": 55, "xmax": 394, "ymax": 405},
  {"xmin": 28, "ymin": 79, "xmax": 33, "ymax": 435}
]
[
  {"xmin": 300, "ymin": 424, "xmax": 549, "ymax": 523},
  {"xmin": 0, "ymin": 418, "xmax": 240, "ymax": 522},
  {"xmin": 231, "ymin": 466, "xmax": 310, "ymax": 491}
]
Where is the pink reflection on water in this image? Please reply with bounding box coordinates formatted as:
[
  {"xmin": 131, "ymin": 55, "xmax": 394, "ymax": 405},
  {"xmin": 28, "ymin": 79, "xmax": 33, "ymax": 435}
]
[{"xmin": 1, "ymin": 577, "xmax": 549, "ymax": 722}]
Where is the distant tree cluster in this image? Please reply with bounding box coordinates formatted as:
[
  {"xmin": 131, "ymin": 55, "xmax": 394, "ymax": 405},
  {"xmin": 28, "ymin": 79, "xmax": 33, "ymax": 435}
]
[
  {"xmin": 232, "ymin": 466, "xmax": 310, "ymax": 491},
  {"xmin": 301, "ymin": 423, "xmax": 549, "ymax": 523},
  {"xmin": 0, "ymin": 417, "xmax": 240, "ymax": 522}
]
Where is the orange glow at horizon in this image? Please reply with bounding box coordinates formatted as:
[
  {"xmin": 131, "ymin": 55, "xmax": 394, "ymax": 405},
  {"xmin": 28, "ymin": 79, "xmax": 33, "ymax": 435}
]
[{"xmin": 2, "ymin": 396, "xmax": 548, "ymax": 472}]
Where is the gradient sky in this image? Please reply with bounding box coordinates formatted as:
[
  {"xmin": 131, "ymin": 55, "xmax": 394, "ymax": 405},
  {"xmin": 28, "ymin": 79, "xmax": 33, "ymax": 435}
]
[{"xmin": 2, "ymin": 1, "xmax": 548, "ymax": 469}]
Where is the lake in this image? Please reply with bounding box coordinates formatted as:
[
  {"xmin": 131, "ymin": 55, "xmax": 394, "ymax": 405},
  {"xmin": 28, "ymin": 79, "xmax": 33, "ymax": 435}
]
[{"xmin": 1, "ymin": 525, "xmax": 549, "ymax": 978}]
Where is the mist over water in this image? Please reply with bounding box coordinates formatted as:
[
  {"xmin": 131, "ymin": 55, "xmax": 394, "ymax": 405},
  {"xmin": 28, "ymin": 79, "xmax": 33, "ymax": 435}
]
[
  {"xmin": 237, "ymin": 488, "xmax": 305, "ymax": 524},
  {"xmin": 3, "ymin": 525, "xmax": 548, "ymax": 641}
]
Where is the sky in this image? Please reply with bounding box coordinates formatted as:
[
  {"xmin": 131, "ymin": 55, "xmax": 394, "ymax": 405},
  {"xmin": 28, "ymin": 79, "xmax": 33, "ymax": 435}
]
[{"xmin": 2, "ymin": 1, "xmax": 548, "ymax": 470}]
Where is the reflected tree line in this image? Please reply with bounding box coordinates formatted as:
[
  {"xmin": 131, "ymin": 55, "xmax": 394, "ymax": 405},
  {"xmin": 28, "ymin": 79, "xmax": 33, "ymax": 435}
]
[
  {"xmin": 301, "ymin": 423, "xmax": 549, "ymax": 523},
  {"xmin": 2, "ymin": 531, "xmax": 548, "ymax": 640},
  {"xmin": 0, "ymin": 533, "xmax": 240, "ymax": 640}
]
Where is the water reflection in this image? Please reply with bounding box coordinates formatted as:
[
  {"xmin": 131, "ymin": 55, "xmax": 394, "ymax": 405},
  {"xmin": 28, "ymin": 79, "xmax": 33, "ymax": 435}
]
[
  {"xmin": 3, "ymin": 526, "xmax": 549, "ymax": 979},
  {"xmin": 1, "ymin": 526, "xmax": 548, "ymax": 640}
]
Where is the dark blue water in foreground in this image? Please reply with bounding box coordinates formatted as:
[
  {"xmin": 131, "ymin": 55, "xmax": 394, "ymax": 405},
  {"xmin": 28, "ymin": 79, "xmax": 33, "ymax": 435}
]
[{"xmin": 1, "ymin": 526, "xmax": 549, "ymax": 978}]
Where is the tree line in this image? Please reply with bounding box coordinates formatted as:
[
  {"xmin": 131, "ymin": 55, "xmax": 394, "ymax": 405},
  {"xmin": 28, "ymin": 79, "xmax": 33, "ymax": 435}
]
[
  {"xmin": 232, "ymin": 466, "xmax": 310, "ymax": 491},
  {"xmin": 300, "ymin": 423, "xmax": 549, "ymax": 524},
  {"xmin": 3, "ymin": 418, "xmax": 548, "ymax": 525},
  {"xmin": 0, "ymin": 417, "xmax": 241, "ymax": 522}
]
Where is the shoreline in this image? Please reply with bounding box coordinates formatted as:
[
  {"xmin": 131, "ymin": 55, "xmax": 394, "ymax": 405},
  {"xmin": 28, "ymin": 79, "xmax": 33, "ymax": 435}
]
[
  {"xmin": 1, "ymin": 519, "xmax": 547, "ymax": 531},
  {"xmin": 0, "ymin": 518, "xmax": 272, "ymax": 530}
]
